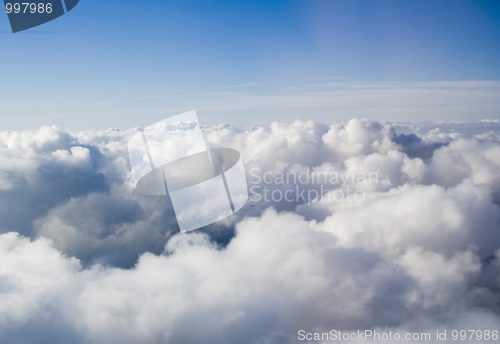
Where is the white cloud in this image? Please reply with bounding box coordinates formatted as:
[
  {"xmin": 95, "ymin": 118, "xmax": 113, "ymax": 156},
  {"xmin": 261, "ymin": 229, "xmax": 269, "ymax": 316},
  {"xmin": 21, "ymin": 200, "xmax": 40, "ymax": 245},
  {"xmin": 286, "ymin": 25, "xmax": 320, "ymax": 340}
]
[{"xmin": 0, "ymin": 119, "xmax": 499, "ymax": 343}]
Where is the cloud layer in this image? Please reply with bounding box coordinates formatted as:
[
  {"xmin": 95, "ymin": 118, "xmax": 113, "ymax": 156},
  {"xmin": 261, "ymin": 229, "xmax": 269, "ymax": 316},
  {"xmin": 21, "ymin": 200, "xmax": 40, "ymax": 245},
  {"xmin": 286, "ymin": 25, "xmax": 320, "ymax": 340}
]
[{"xmin": 1, "ymin": 119, "xmax": 500, "ymax": 343}]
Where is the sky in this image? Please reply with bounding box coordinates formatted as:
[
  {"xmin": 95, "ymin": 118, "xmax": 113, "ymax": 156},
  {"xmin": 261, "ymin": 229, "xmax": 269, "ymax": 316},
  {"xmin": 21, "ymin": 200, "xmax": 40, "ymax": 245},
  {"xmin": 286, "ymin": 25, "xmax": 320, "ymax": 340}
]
[{"xmin": 1, "ymin": 0, "xmax": 500, "ymax": 130}]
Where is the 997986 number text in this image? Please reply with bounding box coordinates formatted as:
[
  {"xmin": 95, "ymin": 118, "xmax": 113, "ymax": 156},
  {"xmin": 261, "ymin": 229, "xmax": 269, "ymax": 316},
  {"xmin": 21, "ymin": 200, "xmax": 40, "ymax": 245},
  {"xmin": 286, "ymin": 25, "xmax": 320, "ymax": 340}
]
[{"xmin": 5, "ymin": 3, "xmax": 53, "ymax": 14}]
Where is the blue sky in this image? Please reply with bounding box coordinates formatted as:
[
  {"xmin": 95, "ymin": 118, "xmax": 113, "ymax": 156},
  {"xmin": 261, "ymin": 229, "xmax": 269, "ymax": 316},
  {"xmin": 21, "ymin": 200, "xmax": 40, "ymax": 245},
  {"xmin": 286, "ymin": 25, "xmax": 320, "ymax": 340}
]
[{"xmin": 1, "ymin": 0, "xmax": 500, "ymax": 130}]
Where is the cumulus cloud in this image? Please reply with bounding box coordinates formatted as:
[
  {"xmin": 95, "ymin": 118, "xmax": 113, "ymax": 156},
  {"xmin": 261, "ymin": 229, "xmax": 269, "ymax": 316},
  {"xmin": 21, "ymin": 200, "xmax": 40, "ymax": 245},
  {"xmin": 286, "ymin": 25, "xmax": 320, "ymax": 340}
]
[{"xmin": 0, "ymin": 118, "xmax": 500, "ymax": 343}]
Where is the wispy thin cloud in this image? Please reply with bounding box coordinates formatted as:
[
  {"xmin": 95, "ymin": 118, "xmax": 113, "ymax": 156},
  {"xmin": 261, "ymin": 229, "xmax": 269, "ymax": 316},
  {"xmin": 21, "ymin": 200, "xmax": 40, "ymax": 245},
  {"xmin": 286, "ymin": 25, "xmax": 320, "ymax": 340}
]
[
  {"xmin": 217, "ymin": 82, "xmax": 258, "ymax": 89},
  {"xmin": 194, "ymin": 80, "xmax": 500, "ymax": 122},
  {"xmin": 133, "ymin": 95, "xmax": 173, "ymax": 101},
  {"xmin": 79, "ymin": 101, "xmax": 115, "ymax": 108},
  {"xmin": 286, "ymin": 86, "xmax": 307, "ymax": 90},
  {"xmin": 201, "ymin": 91, "xmax": 243, "ymax": 96}
]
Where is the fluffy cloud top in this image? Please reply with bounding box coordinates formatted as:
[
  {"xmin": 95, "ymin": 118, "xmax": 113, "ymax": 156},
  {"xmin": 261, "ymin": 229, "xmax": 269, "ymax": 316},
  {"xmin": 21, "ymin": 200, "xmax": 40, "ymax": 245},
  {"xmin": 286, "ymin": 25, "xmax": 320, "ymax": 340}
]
[{"xmin": 0, "ymin": 119, "xmax": 500, "ymax": 343}]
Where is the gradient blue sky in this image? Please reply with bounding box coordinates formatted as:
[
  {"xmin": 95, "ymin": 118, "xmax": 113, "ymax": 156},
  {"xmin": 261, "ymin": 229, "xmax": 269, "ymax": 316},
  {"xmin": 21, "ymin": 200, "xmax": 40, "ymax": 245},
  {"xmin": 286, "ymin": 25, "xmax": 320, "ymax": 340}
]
[{"xmin": 1, "ymin": 0, "xmax": 500, "ymax": 130}]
